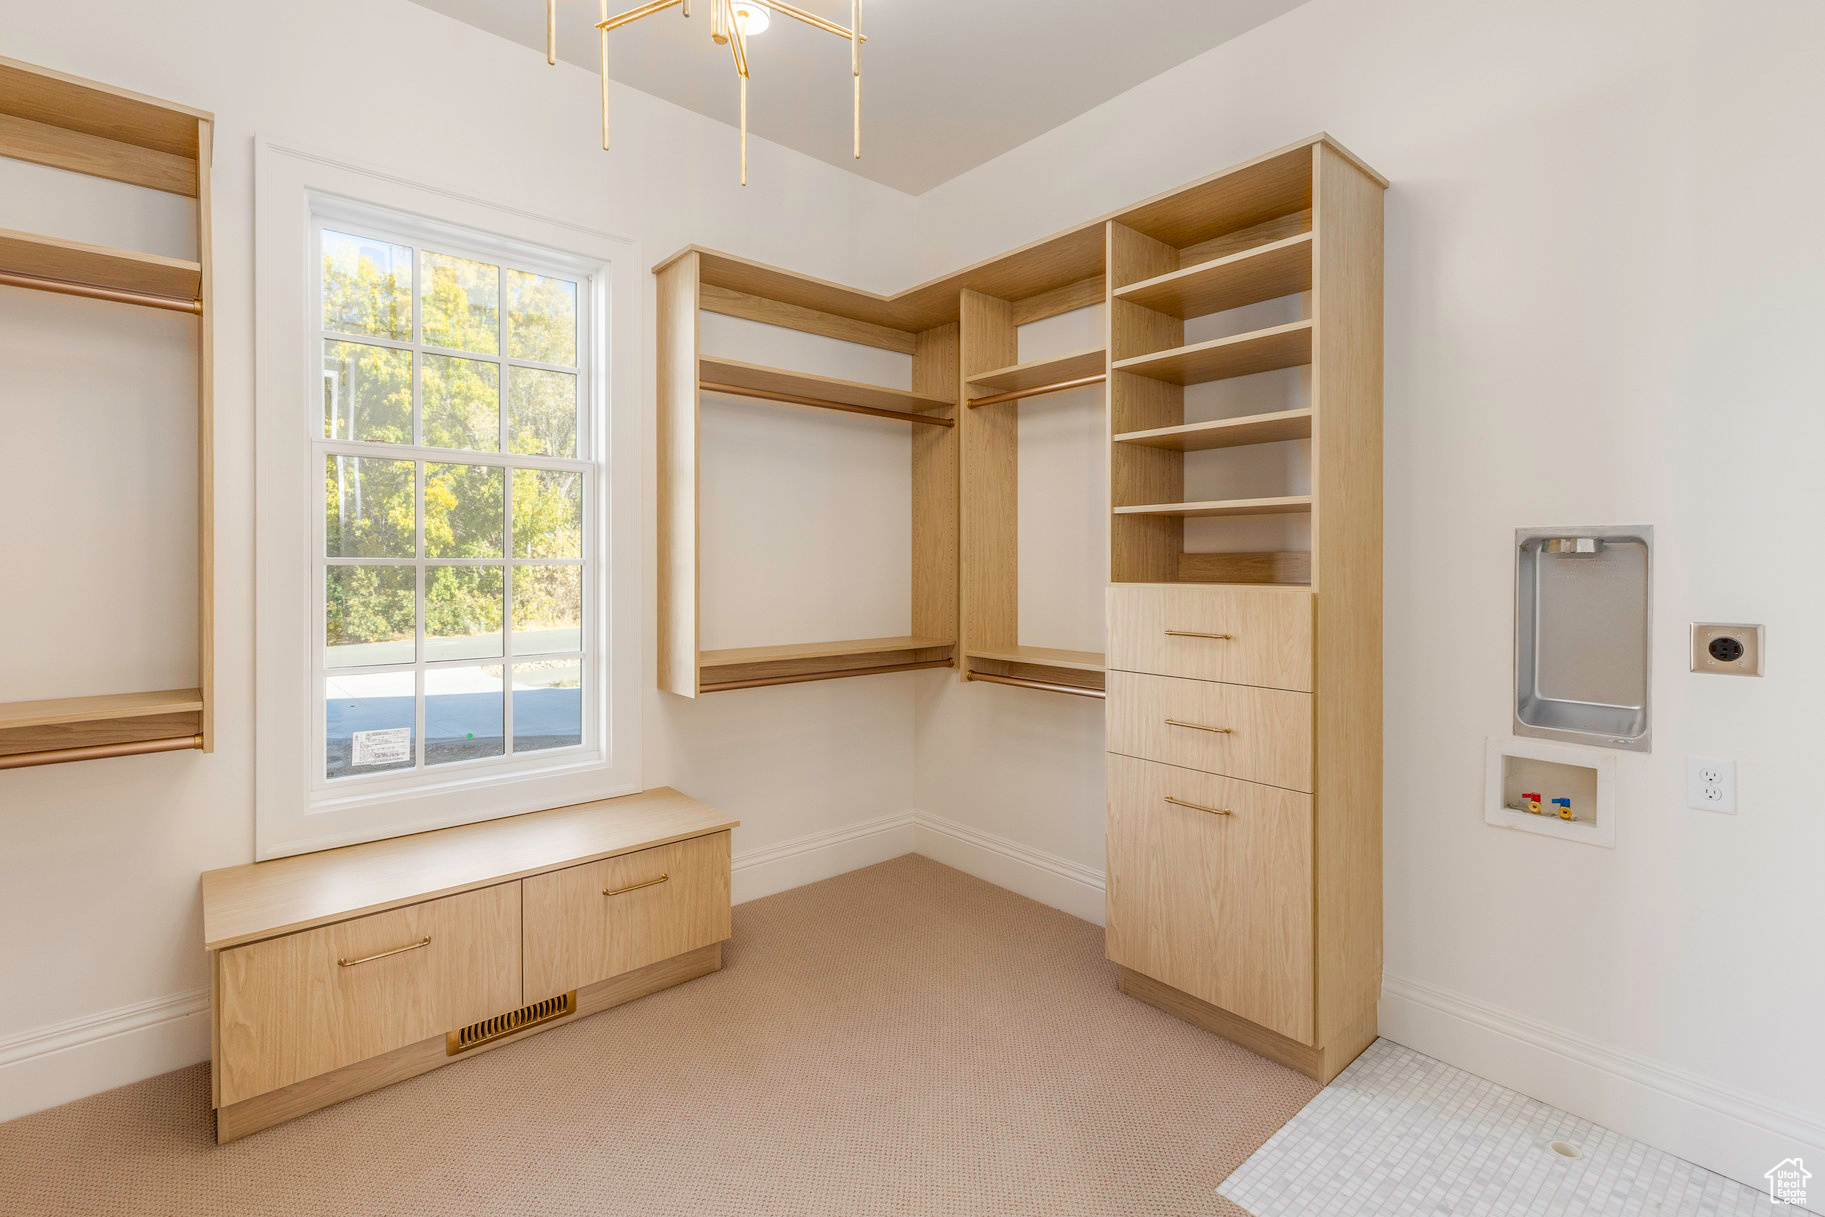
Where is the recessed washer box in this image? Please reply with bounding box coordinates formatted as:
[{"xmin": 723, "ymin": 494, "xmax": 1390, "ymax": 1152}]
[
  {"xmin": 1513, "ymin": 525, "xmax": 1652, "ymax": 752},
  {"xmin": 1485, "ymin": 736, "xmax": 1617, "ymax": 847}
]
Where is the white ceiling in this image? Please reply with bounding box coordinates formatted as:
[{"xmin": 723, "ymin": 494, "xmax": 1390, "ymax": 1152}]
[{"xmin": 408, "ymin": 0, "xmax": 1310, "ymax": 194}]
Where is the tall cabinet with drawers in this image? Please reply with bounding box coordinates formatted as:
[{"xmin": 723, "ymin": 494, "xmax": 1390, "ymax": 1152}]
[{"xmin": 1102, "ymin": 140, "xmax": 1385, "ymax": 1083}]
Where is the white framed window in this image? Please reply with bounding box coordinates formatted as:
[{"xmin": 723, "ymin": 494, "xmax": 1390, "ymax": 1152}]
[{"xmin": 255, "ymin": 139, "xmax": 642, "ymax": 859}]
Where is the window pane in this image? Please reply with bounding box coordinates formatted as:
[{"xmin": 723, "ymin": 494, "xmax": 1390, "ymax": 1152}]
[
  {"xmin": 322, "ymin": 231, "xmax": 411, "ymax": 341},
  {"xmin": 426, "ymin": 462, "xmax": 504, "ymax": 558},
  {"xmin": 421, "ymin": 251, "xmax": 499, "ymax": 354},
  {"xmin": 508, "ymin": 367, "xmax": 578, "ymax": 458},
  {"xmin": 325, "ymin": 671, "xmax": 416, "ymax": 779},
  {"xmin": 507, "ymin": 270, "xmax": 578, "ymax": 366},
  {"xmin": 513, "ymin": 660, "xmax": 581, "ymax": 753},
  {"xmin": 511, "ymin": 468, "xmax": 582, "ymax": 558},
  {"xmin": 512, "ymin": 564, "xmax": 581, "ymax": 655},
  {"xmin": 426, "ymin": 666, "xmax": 505, "ymax": 766},
  {"xmin": 325, "ymin": 565, "xmax": 416, "ymax": 668},
  {"xmin": 326, "ymin": 456, "xmax": 417, "ymax": 558},
  {"xmin": 421, "ymin": 354, "xmax": 499, "ymax": 452},
  {"xmin": 323, "ymin": 341, "xmax": 412, "ymax": 444},
  {"xmin": 426, "ymin": 566, "xmax": 503, "ymax": 660}
]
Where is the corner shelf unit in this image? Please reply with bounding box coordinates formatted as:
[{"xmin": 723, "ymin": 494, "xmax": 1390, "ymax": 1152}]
[
  {"xmin": 655, "ymin": 134, "xmax": 1379, "ymax": 699},
  {"xmin": 0, "ymin": 57, "xmax": 214, "ymax": 770}
]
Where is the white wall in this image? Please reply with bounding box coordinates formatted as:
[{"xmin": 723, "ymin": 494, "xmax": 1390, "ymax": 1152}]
[
  {"xmin": 910, "ymin": 0, "xmax": 1825, "ymax": 1189},
  {"xmin": 0, "ymin": 0, "xmax": 919, "ymax": 1120}
]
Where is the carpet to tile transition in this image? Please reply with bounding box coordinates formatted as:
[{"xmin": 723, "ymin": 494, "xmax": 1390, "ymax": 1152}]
[{"xmin": 0, "ymin": 855, "xmax": 1318, "ymax": 1217}]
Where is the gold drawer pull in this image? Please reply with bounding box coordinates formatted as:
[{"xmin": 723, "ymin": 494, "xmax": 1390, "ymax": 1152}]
[
  {"xmin": 338, "ymin": 937, "xmax": 431, "ymax": 968},
  {"xmin": 1165, "ymin": 718, "xmax": 1232, "ymax": 734},
  {"xmin": 604, "ymin": 873, "xmax": 669, "ymax": 897},
  {"xmin": 1164, "ymin": 629, "xmax": 1233, "ymax": 640},
  {"xmin": 1166, "ymin": 796, "xmax": 1233, "ymax": 816}
]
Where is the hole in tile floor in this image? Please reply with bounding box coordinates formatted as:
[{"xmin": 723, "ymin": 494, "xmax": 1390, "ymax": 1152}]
[{"xmin": 1549, "ymin": 1140, "xmax": 1584, "ymax": 1160}]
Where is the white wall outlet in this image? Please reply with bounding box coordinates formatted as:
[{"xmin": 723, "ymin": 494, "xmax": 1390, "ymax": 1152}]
[{"xmin": 1687, "ymin": 756, "xmax": 1737, "ymax": 813}]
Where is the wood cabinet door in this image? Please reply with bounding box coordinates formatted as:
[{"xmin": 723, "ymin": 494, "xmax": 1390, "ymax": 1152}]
[
  {"xmin": 522, "ymin": 831, "xmax": 731, "ymax": 1001},
  {"xmin": 216, "ymin": 883, "xmax": 521, "ymax": 1106},
  {"xmin": 1105, "ymin": 754, "xmax": 1314, "ymax": 1043}
]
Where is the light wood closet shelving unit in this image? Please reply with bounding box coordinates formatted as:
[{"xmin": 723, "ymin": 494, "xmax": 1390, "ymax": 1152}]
[
  {"xmin": 1104, "ymin": 139, "xmax": 1385, "ymax": 1083},
  {"xmin": 655, "ymin": 136, "xmax": 1378, "ymax": 703},
  {"xmin": 0, "ymin": 57, "xmax": 214, "ymax": 769},
  {"xmin": 659, "ymin": 134, "xmax": 1385, "ymax": 1082}
]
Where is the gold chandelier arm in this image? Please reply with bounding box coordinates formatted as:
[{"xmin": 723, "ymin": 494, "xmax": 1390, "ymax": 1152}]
[
  {"xmin": 547, "ymin": 0, "xmax": 558, "ymax": 63},
  {"xmin": 597, "ymin": 0, "xmax": 684, "ymax": 32},
  {"xmin": 729, "ymin": 2, "xmax": 750, "ymax": 77},
  {"xmin": 767, "ymin": 0, "xmax": 866, "ymax": 41},
  {"xmin": 852, "ymin": 0, "xmax": 860, "ymax": 158},
  {"xmin": 728, "ymin": 1, "xmax": 750, "ymax": 185}
]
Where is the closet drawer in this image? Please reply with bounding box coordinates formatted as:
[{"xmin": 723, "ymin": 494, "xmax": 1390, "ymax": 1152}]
[
  {"xmin": 1107, "ymin": 670, "xmax": 1312, "ymax": 791},
  {"xmin": 1106, "ymin": 585, "xmax": 1312, "ymax": 691},
  {"xmin": 215, "ymin": 883, "xmax": 521, "ymax": 1106},
  {"xmin": 522, "ymin": 830, "xmax": 732, "ymax": 1001},
  {"xmin": 1105, "ymin": 754, "xmax": 1313, "ymax": 1042}
]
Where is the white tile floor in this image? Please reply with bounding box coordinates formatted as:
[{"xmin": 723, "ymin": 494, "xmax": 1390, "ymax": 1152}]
[{"xmin": 1219, "ymin": 1040, "xmax": 1794, "ymax": 1217}]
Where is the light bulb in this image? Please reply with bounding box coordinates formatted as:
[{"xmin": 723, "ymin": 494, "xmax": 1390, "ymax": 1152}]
[{"xmin": 732, "ymin": 2, "xmax": 770, "ymax": 35}]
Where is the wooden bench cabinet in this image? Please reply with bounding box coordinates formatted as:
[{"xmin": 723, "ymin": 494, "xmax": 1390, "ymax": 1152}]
[{"xmin": 200, "ymin": 788, "xmax": 738, "ymax": 1142}]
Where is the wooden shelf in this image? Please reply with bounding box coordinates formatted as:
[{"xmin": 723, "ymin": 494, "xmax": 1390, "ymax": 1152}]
[
  {"xmin": 699, "ymin": 355, "xmax": 952, "ymax": 424},
  {"xmin": 1115, "ymin": 233, "xmax": 1312, "ymax": 319},
  {"xmin": 1114, "ymin": 495, "xmax": 1313, "ymax": 519},
  {"xmin": 1114, "ymin": 320, "xmax": 1312, "ymax": 386},
  {"xmin": 0, "ymin": 225, "xmax": 201, "ymax": 305},
  {"xmin": 0, "ymin": 688, "xmax": 204, "ymax": 731},
  {"xmin": 964, "ymin": 646, "xmax": 1106, "ymax": 698},
  {"xmin": 964, "ymin": 646, "xmax": 1105, "ymax": 673},
  {"xmin": 0, "ymin": 687, "xmax": 205, "ymax": 769},
  {"xmin": 1115, "ymin": 408, "xmax": 1313, "ymax": 452},
  {"xmin": 968, "ymin": 348, "xmax": 1106, "ymax": 394},
  {"xmin": 0, "ymin": 54, "xmax": 207, "ymax": 159},
  {"xmin": 698, "ymin": 636, "xmax": 955, "ymax": 692}
]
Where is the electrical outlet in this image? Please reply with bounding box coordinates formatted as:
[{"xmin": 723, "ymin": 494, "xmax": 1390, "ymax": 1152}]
[{"xmin": 1687, "ymin": 755, "xmax": 1737, "ymax": 813}]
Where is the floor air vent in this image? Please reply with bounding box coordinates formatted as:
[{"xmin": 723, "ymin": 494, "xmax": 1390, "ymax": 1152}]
[{"xmin": 446, "ymin": 991, "xmax": 576, "ymax": 1055}]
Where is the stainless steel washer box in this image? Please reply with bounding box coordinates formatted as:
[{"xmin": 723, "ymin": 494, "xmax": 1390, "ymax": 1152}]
[{"xmin": 1513, "ymin": 525, "xmax": 1652, "ymax": 752}]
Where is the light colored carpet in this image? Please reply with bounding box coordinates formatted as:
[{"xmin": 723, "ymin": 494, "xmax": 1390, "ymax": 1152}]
[{"xmin": 0, "ymin": 854, "xmax": 1318, "ymax": 1217}]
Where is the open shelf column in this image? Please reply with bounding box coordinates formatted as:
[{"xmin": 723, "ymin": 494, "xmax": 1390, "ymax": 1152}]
[
  {"xmin": 0, "ymin": 56, "xmax": 215, "ymax": 766},
  {"xmin": 655, "ymin": 251, "xmax": 960, "ymax": 696},
  {"xmin": 957, "ymin": 290, "xmax": 1109, "ymax": 697}
]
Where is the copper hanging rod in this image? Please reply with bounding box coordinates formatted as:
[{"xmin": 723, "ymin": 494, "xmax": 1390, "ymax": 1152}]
[
  {"xmin": 967, "ymin": 374, "xmax": 1106, "ymax": 409},
  {"xmin": 0, "ymin": 270, "xmax": 202, "ymax": 314},
  {"xmin": 964, "ymin": 672, "xmax": 1107, "ymax": 699},
  {"xmin": 699, "ymin": 381, "xmax": 954, "ymax": 427},
  {"xmin": 700, "ymin": 659, "xmax": 952, "ymax": 692},
  {"xmin": 0, "ymin": 735, "xmax": 202, "ymax": 770}
]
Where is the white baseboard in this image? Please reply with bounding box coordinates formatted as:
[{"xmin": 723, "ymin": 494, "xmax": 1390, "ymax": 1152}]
[
  {"xmin": 0, "ymin": 989, "xmax": 212, "ymax": 1124},
  {"xmin": 732, "ymin": 812, "xmax": 917, "ymax": 905},
  {"xmin": 1381, "ymin": 970, "xmax": 1825, "ymax": 1201},
  {"xmin": 912, "ymin": 810, "xmax": 1106, "ymax": 925}
]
